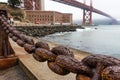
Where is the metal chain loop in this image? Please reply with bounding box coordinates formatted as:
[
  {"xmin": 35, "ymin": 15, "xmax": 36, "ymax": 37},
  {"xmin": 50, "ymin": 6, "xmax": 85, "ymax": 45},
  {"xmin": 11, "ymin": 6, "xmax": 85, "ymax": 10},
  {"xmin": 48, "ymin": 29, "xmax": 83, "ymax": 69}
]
[
  {"xmin": 47, "ymin": 61, "xmax": 70, "ymax": 75},
  {"xmin": 12, "ymin": 36, "xmax": 18, "ymax": 42},
  {"xmin": 35, "ymin": 41, "xmax": 50, "ymax": 50},
  {"xmin": 82, "ymin": 54, "xmax": 120, "ymax": 80},
  {"xmin": 51, "ymin": 46, "xmax": 74, "ymax": 57},
  {"xmin": 56, "ymin": 55, "xmax": 93, "ymax": 77},
  {"xmin": 24, "ymin": 44, "xmax": 35, "ymax": 54},
  {"xmin": 34, "ymin": 48, "xmax": 56, "ymax": 62},
  {"xmin": 102, "ymin": 66, "xmax": 120, "ymax": 80},
  {"xmin": 8, "ymin": 33, "xmax": 13, "ymax": 38},
  {"xmin": 5, "ymin": 29, "xmax": 10, "ymax": 34},
  {"xmin": 82, "ymin": 54, "xmax": 120, "ymax": 68},
  {"xmin": 16, "ymin": 39, "xmax": 26, "ymax": 47}
]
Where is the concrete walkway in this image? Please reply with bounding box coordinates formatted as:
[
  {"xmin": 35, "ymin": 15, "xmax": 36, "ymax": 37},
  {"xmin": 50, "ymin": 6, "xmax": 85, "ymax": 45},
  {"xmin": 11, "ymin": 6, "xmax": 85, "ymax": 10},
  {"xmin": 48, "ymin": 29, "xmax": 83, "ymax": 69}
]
[
  {"xmin": 0, "ymin": 66, "xmax": 29, "ymax": 80},
  {"xmin": 9, "ymin": 37, "xmax": 91, "ymax": 80}
]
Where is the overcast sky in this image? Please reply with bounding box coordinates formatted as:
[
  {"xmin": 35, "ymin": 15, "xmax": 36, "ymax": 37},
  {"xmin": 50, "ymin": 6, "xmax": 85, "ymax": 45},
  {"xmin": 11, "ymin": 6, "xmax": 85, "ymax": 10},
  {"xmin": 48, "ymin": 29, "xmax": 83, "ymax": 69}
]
[
  {"xmin": 1, "ymin": 0, "xmax": 120, "ymax": 20},
  {"xmin": 45, "ymin": 0, "xmax": 120, "ymax": 20}
]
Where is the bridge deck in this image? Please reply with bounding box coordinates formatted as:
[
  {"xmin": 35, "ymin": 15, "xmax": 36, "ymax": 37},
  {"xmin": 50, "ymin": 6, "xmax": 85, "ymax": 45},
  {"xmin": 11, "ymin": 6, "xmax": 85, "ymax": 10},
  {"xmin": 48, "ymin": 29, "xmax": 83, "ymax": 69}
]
[{"xmin": 9, "ymin": 37, "xmax": 90, "ymax": 80}]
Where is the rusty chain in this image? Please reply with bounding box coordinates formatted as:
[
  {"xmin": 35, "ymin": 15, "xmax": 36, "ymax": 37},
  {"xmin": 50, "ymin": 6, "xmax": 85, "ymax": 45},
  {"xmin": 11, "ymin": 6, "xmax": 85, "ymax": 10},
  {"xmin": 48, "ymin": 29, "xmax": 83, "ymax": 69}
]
[{"xmin": 1, "ymin": 15, "xmax": 120, "ymax": 80}]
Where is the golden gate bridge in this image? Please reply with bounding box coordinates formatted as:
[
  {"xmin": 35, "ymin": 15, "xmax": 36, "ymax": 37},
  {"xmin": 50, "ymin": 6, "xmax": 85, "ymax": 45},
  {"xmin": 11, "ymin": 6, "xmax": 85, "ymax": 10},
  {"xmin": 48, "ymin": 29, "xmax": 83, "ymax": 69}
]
[
  {"xmin": 25, "ymin": 0, "xmax": 118, "ymax": 25},
  {"xmin": 52, "ymin": 0, "xmax": 118, "ymax": 25}
]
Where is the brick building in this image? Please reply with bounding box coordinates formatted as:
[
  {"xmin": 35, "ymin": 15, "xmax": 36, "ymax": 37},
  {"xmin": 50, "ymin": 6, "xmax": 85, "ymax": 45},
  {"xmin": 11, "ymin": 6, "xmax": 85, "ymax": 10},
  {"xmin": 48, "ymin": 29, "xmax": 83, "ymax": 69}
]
[
  {"xmin": 25, "ymin": 10, "xmax": 72, "ymax": 25},
  {"xmin": 62, "ymin": 14, "xmax": 72, "ymax": 24},
  {"xmin": 23, "ymin": 0, "xmax": 72, "ymax": 25}
]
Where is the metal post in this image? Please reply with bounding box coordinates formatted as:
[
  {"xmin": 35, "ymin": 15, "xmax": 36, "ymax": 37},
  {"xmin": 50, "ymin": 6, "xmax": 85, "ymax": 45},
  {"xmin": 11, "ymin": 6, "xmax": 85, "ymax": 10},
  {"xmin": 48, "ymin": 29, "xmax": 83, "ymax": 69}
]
[{"xmin": 0, "ymin": 9, "xmax": 18, "ymax": 70}]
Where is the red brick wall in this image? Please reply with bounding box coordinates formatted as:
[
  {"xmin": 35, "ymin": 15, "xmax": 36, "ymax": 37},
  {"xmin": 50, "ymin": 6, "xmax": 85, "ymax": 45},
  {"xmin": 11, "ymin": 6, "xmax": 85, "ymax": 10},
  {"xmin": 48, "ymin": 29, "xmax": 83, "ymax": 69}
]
[{"xmin": 25, "ymin": 10, "xmax": 72, "ymax": 24}]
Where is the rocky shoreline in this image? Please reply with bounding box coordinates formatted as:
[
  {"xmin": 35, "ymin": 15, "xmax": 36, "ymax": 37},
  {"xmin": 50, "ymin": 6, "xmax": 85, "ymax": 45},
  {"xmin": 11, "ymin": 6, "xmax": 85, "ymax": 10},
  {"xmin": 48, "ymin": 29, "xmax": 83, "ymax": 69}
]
[{"xmin": 15, "ymin": 25, "xmax": 83, "ymax": 37}]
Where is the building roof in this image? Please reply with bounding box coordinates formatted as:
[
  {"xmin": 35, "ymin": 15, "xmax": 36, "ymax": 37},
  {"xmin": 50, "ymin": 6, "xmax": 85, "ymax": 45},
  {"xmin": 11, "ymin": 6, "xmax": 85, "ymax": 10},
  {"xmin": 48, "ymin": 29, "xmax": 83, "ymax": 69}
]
[{"xmin": 25, "ymin": 10, "xmax": 72, "ymax": 15}]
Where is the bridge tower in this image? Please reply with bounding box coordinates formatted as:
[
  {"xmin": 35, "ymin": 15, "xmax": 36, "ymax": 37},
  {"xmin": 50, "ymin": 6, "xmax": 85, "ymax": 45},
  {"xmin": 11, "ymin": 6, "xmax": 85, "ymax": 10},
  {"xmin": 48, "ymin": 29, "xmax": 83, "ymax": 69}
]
[
  {"xmin": 23, "ymin": 0, "xmax": 44, "ymax": 10},
  {"xmin": 82, "ymin": 0, "xmax": 93, "ymax": 26}
]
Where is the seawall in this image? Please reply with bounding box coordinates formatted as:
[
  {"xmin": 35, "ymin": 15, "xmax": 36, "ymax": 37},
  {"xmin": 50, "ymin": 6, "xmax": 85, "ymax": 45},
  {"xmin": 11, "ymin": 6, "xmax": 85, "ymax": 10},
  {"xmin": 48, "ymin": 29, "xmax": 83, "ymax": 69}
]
[{"xmin": 15, "ymin": 25, "xmax": 83, "ymax": 37}]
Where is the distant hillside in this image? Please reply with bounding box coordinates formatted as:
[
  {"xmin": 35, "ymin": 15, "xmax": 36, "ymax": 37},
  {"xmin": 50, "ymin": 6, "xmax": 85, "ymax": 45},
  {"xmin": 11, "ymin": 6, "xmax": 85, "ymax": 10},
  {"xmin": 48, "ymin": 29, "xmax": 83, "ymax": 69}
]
[{"xmin": 0, "ymin": 2, "xmax": 25, "ymax": 21}]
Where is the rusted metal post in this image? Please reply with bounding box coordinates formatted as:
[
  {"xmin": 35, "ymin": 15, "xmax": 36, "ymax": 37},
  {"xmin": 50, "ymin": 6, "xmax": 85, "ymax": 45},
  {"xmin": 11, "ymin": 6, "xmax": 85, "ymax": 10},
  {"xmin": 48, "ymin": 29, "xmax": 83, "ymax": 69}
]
[{"xmin": 0, "ymin": 9, "xmax": 18, "ymax": 70}]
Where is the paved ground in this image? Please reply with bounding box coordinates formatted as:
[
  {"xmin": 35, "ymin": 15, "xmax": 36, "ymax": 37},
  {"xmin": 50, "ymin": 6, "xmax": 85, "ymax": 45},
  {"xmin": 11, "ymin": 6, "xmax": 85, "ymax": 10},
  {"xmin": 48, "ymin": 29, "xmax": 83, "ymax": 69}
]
[{"xmin": 0, "ymin": 66, "xmax": 29, "ymax": 80}]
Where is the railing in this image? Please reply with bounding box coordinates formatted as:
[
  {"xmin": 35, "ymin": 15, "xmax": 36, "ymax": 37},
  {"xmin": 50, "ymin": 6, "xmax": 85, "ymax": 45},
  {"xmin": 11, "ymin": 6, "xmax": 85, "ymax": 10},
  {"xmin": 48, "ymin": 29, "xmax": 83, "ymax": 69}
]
[{"xmin": 0, "ymin": 14, "xmax": 120, "ymax": 80}]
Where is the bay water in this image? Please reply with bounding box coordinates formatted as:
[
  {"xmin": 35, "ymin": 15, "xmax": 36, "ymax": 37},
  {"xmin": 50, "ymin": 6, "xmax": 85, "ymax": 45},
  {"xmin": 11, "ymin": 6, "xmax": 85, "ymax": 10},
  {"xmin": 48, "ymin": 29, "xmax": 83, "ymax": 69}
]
[{"xmin": 41, "ymin": 25, "xmax": 120, "ymax": 58}]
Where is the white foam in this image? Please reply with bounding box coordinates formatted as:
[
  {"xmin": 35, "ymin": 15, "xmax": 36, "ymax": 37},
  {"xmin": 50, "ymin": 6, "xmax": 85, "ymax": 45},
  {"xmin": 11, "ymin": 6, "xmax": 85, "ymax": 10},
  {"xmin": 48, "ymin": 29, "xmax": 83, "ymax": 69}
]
[{"xmin": 76, "ymin": 29, "xmax": 84, "ymax": 32}]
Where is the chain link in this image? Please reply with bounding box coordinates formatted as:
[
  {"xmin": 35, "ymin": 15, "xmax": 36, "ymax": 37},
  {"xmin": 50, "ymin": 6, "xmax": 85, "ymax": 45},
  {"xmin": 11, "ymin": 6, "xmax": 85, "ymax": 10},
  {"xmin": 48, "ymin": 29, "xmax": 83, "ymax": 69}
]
[{"xmin": 35, "ymin": 41, "xmax": 50, "ymax": 50}]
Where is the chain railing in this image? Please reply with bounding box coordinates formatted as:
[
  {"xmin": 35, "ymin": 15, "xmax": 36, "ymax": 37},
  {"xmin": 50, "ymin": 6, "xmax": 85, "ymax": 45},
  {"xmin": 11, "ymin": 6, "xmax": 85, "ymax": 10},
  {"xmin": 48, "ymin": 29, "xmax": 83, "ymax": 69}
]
[{"xmin": 0, "ymin": 15, "xmax": 120, "ymax": 80}]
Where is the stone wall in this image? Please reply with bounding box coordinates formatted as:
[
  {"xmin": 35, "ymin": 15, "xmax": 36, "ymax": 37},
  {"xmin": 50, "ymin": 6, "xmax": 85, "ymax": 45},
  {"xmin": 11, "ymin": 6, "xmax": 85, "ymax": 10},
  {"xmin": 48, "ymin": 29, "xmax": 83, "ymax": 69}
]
[{"xmin": 15, "ymin": 25, "xmax": 83, "ymax": 37}]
